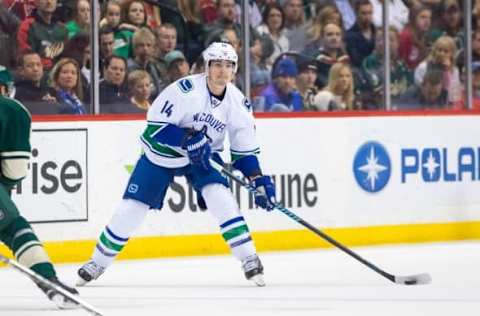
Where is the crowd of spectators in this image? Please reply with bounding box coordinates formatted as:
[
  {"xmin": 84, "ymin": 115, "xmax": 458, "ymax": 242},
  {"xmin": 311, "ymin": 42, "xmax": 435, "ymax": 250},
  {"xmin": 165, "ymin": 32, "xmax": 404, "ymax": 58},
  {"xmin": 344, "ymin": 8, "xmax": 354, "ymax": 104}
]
[{"xmin": 0, "ymin": 0, "xmax": 478, "ymax": 115}]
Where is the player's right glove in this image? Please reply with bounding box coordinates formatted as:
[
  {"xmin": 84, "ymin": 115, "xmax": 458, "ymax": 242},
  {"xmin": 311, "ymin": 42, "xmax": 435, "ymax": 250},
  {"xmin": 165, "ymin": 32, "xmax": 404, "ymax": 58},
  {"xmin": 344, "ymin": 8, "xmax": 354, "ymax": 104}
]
[
  {"xmin": 183, "ymin": 128, "xmax": 211, "ymax": 171},
  {"xmin": 252, "ymin": 175, "xmax": 276, "ymax": 211}
]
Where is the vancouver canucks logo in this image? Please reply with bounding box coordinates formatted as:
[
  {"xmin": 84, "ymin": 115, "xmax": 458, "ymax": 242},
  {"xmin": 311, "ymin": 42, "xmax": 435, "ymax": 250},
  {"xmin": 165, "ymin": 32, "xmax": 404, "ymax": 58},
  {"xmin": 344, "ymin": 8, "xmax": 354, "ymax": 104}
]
[
  {"xmin": 210, "ymin": 95, "xmax": 221, "ymax": 108},
  {"xmin": 353, "ymin": 141, "xmax": 391, "ymax": 193}
]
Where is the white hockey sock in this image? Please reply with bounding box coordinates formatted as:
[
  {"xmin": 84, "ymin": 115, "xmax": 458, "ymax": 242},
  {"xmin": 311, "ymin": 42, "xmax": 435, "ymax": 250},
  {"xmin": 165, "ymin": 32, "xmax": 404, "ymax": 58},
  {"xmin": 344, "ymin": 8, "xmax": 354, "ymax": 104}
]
[
  {"xmin": 202, "ymin": 184, "xmax": 256, "ymax": 261},
  {"xmin": 92, "ymin": 199, "xmax": 149, "ymax": 268}
]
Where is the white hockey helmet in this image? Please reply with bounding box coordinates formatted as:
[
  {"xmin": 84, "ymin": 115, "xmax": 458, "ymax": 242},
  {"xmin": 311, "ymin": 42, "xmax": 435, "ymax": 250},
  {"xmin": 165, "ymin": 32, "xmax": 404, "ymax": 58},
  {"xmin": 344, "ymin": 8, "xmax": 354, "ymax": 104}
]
[{"xmin": 203, "ymin": 42, "xmax": 238, "ymax": 74}]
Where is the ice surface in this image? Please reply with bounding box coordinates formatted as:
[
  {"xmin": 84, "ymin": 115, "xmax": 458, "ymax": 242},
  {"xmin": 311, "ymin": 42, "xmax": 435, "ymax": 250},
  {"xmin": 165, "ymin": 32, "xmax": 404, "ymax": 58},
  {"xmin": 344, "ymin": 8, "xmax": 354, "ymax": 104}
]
[{"xmin": 1, "ymin": 241, "xmax": 479, "ymax": 316}]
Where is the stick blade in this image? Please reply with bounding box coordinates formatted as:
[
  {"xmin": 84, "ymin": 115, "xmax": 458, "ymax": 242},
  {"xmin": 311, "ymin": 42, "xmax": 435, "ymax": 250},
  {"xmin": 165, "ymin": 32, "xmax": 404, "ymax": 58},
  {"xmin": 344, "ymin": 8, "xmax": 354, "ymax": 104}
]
[{"xmin": 395, "ymin": 273, "xmax": 432, "ymax": 285}]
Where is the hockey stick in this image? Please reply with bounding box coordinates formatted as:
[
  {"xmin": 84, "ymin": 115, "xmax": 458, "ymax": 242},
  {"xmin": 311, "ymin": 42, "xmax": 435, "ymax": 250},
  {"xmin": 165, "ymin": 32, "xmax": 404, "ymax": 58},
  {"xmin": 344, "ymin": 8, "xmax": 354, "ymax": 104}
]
[
  {"xmin": 0, "ymin": 254, "xmax": 104, "ymax": 315},
  {"xmin": 210, "ymin": 160, "xmax": 432, "ymax": 286}
]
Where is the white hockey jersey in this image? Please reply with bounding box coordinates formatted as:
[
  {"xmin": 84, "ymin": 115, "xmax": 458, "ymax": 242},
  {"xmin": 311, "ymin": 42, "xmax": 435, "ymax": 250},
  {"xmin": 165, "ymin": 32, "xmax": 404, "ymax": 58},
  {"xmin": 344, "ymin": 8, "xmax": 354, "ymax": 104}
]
[{"xmin": 141, "ymin": 74, "xmax": 260, "ymax": 168}]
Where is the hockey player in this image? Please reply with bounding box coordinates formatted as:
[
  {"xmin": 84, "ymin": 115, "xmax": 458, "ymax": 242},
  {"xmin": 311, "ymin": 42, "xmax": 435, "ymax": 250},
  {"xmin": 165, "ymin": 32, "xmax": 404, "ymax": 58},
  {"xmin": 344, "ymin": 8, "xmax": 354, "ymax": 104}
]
[
  {"xmin": 77, "ymin": 42, "xmax": 277, "ymax": 287},
  {"xmin": 0, "ymin": 67, "xmax": 79, "ymax": 308}
]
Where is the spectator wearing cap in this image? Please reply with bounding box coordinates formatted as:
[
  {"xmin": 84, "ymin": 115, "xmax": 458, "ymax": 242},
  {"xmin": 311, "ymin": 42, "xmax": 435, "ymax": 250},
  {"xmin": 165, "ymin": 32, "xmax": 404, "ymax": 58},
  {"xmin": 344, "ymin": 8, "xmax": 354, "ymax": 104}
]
[
  {"xmin": 165, "ymin": 50, "xmax": 190, "ymax": 83},
  {"xmin": 296, "ymin": 59, "xmax": 318, "ymax": 110},
  {"xmin": 393, "ymin": 63, "xmax": 448, "ymax": 110},
  {"xmin": 17, "ymin": 0, "xmax": 68, "ymax": 70},
  {"xmin": 128, "ymin": 27, "xmax": 167, "ymax": 99},
  {"xmin": 345, "ymin": 0, "xmax": 376, "ymax": 67},
  {"xmin": 257, "ymin": 58, "xmax": 303, "ymax": 112},
  {"xmin": 453, "ymin": 62, "xmax": 480, "ymax": 110}
]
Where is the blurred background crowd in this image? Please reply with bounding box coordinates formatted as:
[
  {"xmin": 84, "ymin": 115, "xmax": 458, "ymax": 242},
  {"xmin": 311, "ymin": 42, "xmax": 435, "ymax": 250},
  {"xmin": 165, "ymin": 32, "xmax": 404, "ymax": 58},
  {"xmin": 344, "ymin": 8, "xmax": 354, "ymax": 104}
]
[{"xmin": 0, "ymin": 0, "xmax": 478, "ymax": 114}]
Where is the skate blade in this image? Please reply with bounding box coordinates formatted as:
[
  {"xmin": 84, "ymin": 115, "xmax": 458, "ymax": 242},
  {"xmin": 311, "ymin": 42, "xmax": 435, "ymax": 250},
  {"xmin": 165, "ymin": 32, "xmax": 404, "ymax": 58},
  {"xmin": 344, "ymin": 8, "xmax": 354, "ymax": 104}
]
[
  {"xmin": 51, "ymin": 293, "xmax": 81, "ymax": 309},
  {"xmin": 250, "ymin": 274, "xmax": 266, "ymax": 287},
  {"xmin": 75, "ymin": 277, "xmax": 88, "ymax": 287}
]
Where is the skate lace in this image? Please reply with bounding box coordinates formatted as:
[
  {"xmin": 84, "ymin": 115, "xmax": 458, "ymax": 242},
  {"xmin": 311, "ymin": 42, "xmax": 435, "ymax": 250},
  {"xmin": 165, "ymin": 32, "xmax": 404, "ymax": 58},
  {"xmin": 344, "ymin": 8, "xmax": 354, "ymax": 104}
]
[
  {"xmin": 82, "ymin": 261, "xmax": 105, "ymax": 278},
  {"xmin": 242, "ymin": 255, "xmax": 260, "ymax": 272}
]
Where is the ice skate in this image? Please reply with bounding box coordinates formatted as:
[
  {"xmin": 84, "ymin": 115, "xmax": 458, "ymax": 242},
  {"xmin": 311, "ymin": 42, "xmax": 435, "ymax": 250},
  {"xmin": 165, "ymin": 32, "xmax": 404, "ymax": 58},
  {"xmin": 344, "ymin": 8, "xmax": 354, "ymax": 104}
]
[
  {"xmin": 76, "ymin": 261, "xmax": 105, "ymax": 286},
  {"xmin": 37, "ymin": 277, "xmax": 79, "ymax": 309},
  {"xmin": 242, "ymin": 254, "xmax": 265, "ymax": 287}
]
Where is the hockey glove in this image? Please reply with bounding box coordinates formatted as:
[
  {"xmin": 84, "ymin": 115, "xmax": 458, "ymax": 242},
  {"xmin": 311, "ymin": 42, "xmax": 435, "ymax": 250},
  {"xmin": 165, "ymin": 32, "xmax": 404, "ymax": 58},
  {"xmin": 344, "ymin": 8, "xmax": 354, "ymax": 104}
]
[
  {"xmin": 183, "ymin": 128, "xmax": 212, "ymax": 171},
  {"xmin": 252, "ymin": 175, "xmax": 276, "ymax": 211}
]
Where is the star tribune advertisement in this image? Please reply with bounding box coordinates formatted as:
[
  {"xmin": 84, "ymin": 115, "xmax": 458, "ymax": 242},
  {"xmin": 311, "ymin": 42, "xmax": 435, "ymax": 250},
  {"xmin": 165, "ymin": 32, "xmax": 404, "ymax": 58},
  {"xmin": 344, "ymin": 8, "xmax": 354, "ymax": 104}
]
[{"xmin": 13, "ymin": 116, "xmax": 480, "ymax": 237}]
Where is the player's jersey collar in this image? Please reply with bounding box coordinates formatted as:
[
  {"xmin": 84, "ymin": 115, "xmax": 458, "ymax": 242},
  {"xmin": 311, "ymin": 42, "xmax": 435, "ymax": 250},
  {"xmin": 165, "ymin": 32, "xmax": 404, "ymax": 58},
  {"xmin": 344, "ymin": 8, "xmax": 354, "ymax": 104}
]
[{"xmin": 207, "ymin": 81, "xmax": 226, "ymax": 109}]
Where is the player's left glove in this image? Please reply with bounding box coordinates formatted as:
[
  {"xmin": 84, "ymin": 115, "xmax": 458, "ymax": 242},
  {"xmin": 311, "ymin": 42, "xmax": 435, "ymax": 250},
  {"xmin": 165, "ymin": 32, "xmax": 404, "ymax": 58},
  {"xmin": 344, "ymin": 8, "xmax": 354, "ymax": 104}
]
[
  {"xmin": 183, "ymin": 128, "xmax": 211, "ymax": 171},
  {"xmin": 252, "ymin": 175, "xmax": 276, "ymax": 211}
]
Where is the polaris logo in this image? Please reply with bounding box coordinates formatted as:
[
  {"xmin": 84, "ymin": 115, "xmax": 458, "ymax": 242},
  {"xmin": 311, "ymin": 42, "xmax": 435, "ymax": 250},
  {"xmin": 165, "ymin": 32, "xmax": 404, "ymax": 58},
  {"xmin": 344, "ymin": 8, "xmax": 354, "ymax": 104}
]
[{"xmin": 401, "ymin": 147, "xmax": 479, "ymax": 183}]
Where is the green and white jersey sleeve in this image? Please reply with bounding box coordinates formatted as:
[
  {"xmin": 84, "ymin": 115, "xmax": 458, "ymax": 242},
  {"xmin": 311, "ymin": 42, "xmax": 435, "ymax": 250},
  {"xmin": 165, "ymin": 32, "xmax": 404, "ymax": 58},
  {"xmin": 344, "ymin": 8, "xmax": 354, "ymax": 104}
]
[{"xmin": 0, "ymin": 96, "xmax": 32, "ymax": 186}]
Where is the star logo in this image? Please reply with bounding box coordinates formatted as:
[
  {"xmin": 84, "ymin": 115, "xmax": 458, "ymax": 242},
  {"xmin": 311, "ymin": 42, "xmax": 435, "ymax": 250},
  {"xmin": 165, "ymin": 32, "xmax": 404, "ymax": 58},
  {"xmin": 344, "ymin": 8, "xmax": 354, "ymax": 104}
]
[
  {"xmin": 422, "ymin": 149, "xmax": 440, "ymax": 181},
  {"xmin": 353, "ymin": 141, "xmax": 391, "ymax": 193}
]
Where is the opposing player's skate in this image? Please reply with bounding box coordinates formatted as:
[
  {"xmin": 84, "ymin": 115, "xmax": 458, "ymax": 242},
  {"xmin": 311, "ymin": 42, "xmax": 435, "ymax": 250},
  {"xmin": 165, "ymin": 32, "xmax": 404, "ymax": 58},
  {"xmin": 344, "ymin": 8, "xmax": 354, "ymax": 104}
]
[
  {"xmin": 76, "ymin": 261, "xmax": 105, "ymax": 286},
  {"xmin": 242, "ymin": 254, "xmax": 265, "ymax": 287},
  {"xmin": 36, "ymin": 277, "xmax": 79, "ymax": 309}
]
